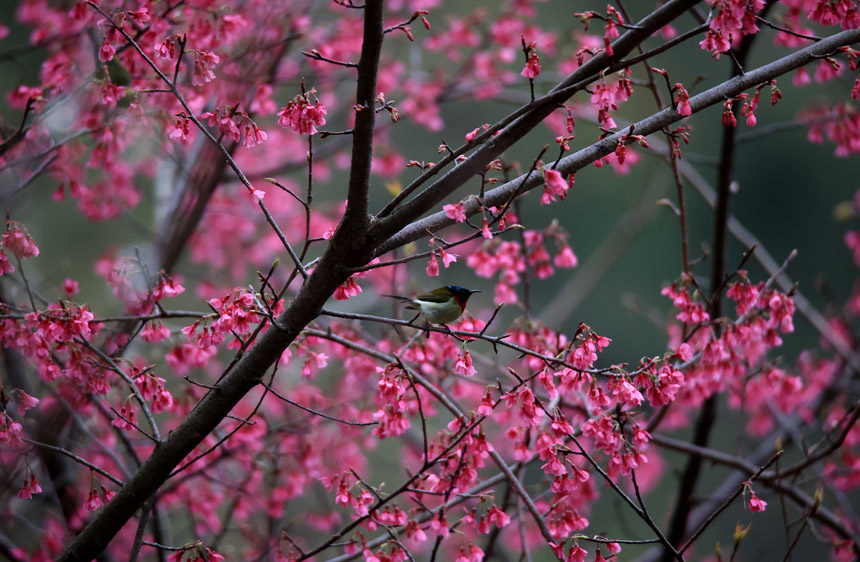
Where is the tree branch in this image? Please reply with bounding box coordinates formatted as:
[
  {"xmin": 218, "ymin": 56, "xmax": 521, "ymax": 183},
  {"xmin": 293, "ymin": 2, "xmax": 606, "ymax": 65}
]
[
  {"xmin": 373, "ymin": 27, "xmax": 860, "ymax": 256},
  {"xmin": 55, "ymin": 2, "xmax": 389, "ymax": 560},
  {"xmin": 370, "ymin": 0, "xmax": 704, "ymax": 246}
]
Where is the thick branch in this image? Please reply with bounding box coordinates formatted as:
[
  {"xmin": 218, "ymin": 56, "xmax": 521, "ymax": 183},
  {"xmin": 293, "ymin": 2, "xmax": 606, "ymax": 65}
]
[
  {"xmin": 55, "ymin": 3, "xmax": 389, "ymax": 560},
  {"xmin": 341, "ymin": 0, "xmax": 383, "ymax": 241},
  {"xmin": 374, "ymin": 27, "xmax": 860, "ymax": 256},
  {"xmin": 369, "ymin": 0, "xmax": 703, "ymax": 248}
]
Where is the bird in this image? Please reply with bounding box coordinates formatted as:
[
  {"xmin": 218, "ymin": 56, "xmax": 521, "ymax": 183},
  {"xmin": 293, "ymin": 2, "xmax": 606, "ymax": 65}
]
[{"xmin": 384, "ymin": 285, "xmax": 480, "ymax": 327}]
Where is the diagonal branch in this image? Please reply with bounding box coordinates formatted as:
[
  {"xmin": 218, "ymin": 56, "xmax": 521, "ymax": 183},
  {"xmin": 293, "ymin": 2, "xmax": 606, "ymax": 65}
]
[
  {"xmin": 374, "ymin": 27, "xmax": 860, "ymax": 257},
  {"xmin": 56, "ymin": 2, "xmax": 387, "ymax": 560},
  {"xmin": 369, "ymin": 0, "xmax": 704, "ymax": 246}
]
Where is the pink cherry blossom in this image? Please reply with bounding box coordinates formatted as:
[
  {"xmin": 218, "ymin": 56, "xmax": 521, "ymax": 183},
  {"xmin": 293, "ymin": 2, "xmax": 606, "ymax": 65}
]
[{"xmin": 277, "ymin": 93, "xmax": 327, "ymax": 135}]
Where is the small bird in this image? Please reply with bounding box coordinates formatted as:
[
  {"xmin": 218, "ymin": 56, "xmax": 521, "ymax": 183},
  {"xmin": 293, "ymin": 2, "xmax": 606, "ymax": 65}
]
[{"xmin": 385, "ymin": 285, "xmax": 480, "ymax": 326}]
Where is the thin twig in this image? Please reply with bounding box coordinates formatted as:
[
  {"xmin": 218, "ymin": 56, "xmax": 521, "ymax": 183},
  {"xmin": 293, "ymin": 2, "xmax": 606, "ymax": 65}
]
[{"xmin": 22, "ymin": 438, "xmax": 124, "ymax": 486}]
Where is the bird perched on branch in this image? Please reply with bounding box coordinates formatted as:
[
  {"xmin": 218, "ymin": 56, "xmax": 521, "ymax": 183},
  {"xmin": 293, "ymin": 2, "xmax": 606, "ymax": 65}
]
[{"xmin": 384, "ymin": 285, "xmax": 480, "ymax": 327}]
